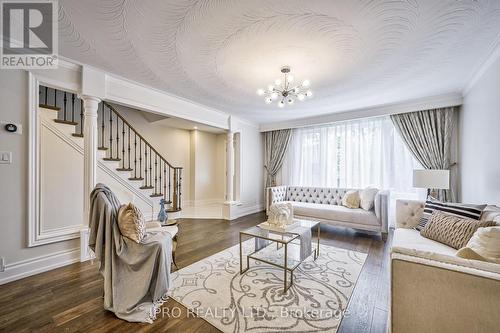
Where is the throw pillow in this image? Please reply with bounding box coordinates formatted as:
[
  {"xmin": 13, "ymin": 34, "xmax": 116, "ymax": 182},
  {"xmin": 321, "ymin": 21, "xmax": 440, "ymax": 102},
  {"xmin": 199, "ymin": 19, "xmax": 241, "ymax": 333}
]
[
  {"xmin": 117, "ymin": 203, "xmax": 146, "ymax": 243},
  {"xmin": 420, "ymin": 211, "xmax": 495, "ymax": 249},
  {"xmin": 415, "ymin": 199, "xmax": 486, "ymax": 231},
  {"xmin": 456, "ymin": 247, "xmax": 490, "ymax": 262},
  {"xmin": 342, "ymin": 190, "xmax": 360, "ymax": 209},
  {"xmin": 460, "ymin": 226, "xmax": 500, "ymax": 263},
  {"xmin": 359, "ymin": 187, "xmax": 379, "ymax": 211}
]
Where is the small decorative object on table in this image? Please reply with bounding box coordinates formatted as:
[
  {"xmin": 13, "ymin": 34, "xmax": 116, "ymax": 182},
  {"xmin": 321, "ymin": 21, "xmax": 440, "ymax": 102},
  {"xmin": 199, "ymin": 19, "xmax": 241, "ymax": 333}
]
[
  {"xmin": 157, "ymin": 199, "xmax": 168, "ymax": 224},
  {"xmin": 267, "ymin": 202, "xmax": 294, "ymax": 229}
]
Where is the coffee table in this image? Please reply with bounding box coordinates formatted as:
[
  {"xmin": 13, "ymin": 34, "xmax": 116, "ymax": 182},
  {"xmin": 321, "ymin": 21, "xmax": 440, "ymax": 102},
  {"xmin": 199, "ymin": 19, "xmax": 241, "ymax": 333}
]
[{"xmin": 239, "ymin": 219, "xmax": 320, "ymax": 291}]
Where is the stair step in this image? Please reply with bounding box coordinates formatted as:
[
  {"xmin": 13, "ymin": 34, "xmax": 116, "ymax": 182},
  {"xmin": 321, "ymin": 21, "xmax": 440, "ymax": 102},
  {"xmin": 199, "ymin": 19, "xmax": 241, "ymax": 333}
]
[
  {"xmin": 116, "ymin": 168, "xmax": 133, "ymax": 172},
  {"xmin": 150, "ymin": 193, "xmax": 163, "ymax": 198},
  {"xmin": 39, "ymin": 104, "xmax": 60, "ymax": 111},
  {"xmin": 98, "ymin": 146, "xmax": 108, "ymax": 151},
  {"xmin": 72, "ymin": 133, "xmax": 83, "ymax": 138},
  {"xmin": 102, "ymin": 157, "xmax": 121, "ymax": 161},
  {"xmin": 139, "ymin": 185, "xmax": 154, "ymax": 190},
  {"xmin": 128, "ymin": 177, "xmax": 144, "ymax": 181},
  {"xmin": 54, "ymin": 119, "xmax": 78, "ymax": 126}
]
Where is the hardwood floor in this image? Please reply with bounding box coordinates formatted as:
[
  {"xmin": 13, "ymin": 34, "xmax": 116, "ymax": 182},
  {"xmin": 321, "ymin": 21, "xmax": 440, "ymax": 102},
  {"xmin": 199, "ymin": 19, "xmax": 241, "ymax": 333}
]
[{"xmin": 0, "ymin": 212, "xmax": 392, "ymax": 333}]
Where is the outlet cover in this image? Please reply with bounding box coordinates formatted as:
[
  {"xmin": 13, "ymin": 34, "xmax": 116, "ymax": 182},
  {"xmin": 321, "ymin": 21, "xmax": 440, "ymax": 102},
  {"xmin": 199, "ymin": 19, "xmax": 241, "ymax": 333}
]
[{"xmin": 0, "ymin": 257, "xmax": 5, "ymax": 272}]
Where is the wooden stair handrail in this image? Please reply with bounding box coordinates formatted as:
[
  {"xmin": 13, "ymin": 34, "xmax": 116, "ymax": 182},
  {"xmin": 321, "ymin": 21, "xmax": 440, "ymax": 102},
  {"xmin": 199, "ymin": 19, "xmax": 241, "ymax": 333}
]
[{"xmin": 103, "ymin": 102, "xmax": 182, "ymax": 171}]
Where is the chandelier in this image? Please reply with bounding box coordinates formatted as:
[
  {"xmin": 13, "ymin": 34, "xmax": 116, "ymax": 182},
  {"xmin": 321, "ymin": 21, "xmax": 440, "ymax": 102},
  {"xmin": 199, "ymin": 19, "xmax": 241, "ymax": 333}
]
[{"xmin": 257, "ymin": 66, "xmax": 312, "ymax": 107}]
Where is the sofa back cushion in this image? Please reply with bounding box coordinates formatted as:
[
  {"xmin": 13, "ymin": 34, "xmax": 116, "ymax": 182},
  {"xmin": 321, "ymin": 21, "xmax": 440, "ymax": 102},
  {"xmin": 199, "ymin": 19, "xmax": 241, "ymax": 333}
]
[{"xmin": 286, "ymin": 186, "xmax": 358, "ymax": 205}]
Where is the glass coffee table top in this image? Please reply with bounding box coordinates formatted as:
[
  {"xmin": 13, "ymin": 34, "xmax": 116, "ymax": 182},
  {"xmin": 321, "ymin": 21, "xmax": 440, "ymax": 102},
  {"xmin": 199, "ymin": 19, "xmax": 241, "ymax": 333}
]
[{"xmin": 241, "ymin": 219, "xmax": 319, "ymax": 244}]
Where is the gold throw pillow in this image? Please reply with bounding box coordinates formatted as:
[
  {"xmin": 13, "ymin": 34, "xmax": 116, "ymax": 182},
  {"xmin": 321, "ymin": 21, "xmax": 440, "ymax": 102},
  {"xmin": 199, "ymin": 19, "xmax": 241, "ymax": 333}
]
[
  {"xmin": 342, "ymin": 190, "xmax": 360, "ymax": 209},
  {"xmin": 117, "ymin": 203, "xmax": 146, "ymax": 243},
  {"xmin": 420, "ymin": 211, "xmax": 495, "ymax": 249}
]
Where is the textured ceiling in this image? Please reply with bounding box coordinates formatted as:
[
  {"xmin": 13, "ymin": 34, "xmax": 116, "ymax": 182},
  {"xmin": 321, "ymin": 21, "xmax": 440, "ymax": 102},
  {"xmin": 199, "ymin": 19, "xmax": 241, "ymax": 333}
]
[{"xmin": 58, "ymin": 0, "xmax": 500, "ymax": 124}]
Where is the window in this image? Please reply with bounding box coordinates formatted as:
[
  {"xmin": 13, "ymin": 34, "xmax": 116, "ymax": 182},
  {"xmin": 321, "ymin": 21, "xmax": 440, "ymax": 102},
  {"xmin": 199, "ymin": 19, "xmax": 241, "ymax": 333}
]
[{"xmin": 281, "ymin": 116, "xmax": 425, "ymax": 224}]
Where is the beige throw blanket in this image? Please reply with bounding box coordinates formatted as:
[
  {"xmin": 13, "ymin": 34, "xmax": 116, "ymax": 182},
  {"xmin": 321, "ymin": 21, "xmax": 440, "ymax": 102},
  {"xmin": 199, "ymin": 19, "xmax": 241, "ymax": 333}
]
[{"xmin": 88, "ymin": 184, "xmax": 172, "ymax": 323}]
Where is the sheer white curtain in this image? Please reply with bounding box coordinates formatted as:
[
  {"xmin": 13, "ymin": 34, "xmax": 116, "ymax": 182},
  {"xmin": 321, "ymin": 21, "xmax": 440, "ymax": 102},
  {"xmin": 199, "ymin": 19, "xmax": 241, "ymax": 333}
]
[{"xmin": 281, "ymin": 116, "xmax": 426, "ymax": 225}]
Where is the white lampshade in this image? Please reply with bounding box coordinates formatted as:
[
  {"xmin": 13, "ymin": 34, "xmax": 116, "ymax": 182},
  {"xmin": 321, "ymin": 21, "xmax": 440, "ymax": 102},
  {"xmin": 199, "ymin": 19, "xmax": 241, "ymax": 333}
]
[{"xmin": 413, "ymin": 169, "xmax": 450, "ymax": 189}]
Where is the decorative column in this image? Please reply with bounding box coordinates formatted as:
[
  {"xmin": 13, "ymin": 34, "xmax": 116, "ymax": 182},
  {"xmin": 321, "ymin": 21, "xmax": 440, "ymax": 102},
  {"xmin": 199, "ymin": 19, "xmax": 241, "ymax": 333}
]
[
  {"xmin": 225, "ymin": 131, "xmax": 235, "ymax": 203},
  {"xmin": 82, "ymin": 96, "xmax": 101, "ymax": 226}
]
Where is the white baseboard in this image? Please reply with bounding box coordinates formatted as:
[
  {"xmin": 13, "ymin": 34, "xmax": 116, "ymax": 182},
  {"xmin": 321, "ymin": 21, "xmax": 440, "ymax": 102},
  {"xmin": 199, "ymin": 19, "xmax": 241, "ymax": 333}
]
[
  {"xmin": 0, "ymin": 248, "xmax": 81, "ymax": 285},
  {"xmin": 226, "ymin": 203, "xmax": 265, "ymax": 220}
]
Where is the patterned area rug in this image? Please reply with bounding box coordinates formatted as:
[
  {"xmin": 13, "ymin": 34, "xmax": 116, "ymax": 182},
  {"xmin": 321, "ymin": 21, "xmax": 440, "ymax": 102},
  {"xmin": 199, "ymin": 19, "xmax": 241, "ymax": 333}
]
[{"xmin": 169, "ymin": 241, "xmax": 367, "ymax": 333}]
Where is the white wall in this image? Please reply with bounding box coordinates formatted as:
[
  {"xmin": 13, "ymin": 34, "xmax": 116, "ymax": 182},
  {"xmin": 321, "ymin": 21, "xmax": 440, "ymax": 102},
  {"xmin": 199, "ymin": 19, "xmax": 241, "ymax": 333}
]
[
  {"xmin": 0, "ymin": 70, "xmax": 79, "ymax": 279},
  {"xmin": 189, "ymin": 130, "xmax": 225, "ymax": 203},
  {"xmin": 459, "ymin": 54, "xmax": 500, "ymax": 205},
  {"xmin": 228, "ymin": 119, "xmax": 265, "ymax": 217}
]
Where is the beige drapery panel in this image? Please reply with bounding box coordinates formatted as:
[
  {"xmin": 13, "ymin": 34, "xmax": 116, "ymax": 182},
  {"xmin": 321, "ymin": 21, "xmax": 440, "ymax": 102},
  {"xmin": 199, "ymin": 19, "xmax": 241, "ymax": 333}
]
[
  {"xmin": 391, "ymin": 107, "xmax": 457, "ymax": 202},
  {"xmin": 264, "ymin": 129, "xmax": 292, "ymax": 188}
]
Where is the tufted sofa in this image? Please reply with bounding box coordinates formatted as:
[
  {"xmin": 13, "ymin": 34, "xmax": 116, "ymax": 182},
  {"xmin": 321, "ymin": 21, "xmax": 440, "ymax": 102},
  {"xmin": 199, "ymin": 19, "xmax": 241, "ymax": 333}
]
[
  {"xmin": 390, "ymin": 199, "xmax": 500, "ymax": 333},
  {"xmin": 266, "ymin": 186, "xmax": 390, "ymax": 241}
]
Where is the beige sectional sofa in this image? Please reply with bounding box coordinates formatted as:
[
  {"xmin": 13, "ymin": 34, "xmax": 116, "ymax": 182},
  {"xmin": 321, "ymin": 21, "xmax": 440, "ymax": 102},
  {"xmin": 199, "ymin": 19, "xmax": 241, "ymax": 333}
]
[
  {"xmin": 390, "ymin": 199, "xmax": 500, "ymax": 333},
  {"xmin": 266, "ymin": 186, "xmax": 390, "ymax": 241}
]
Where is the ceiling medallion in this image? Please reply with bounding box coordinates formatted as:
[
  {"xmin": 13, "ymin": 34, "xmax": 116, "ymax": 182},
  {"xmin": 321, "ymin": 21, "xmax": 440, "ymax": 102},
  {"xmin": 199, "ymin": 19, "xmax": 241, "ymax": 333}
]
[{"xmin": 257, "ymin": 66, "xmax": 312, "ymax": 108}]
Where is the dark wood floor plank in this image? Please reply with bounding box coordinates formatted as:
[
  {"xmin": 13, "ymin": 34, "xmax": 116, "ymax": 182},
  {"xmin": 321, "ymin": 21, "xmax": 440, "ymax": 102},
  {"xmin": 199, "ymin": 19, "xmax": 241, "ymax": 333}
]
[{"xmin": 0, "ymin": 211, "xmax": 392, "ymax": 333}]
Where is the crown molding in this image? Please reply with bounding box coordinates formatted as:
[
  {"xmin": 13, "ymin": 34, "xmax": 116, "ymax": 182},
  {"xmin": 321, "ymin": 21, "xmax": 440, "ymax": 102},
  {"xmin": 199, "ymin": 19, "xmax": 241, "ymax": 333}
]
[
  {"xmin": 463, "ymin": 33, "xmax": 500, "ymax": 96},
  {"xmin": 259, "ymin": 92, "xmax": 463, "ymax": 132}
]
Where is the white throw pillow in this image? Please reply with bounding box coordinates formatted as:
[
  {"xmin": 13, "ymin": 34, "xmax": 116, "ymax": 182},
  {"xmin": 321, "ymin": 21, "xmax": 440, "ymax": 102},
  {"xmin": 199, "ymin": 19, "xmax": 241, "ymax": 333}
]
[
  {"xmin": 463, "ymin": 226, "xmax": 500, "ymax": 263},
  {"xmin": 359, "ymin": 187, "xmax": 379, "ymax": 211}
]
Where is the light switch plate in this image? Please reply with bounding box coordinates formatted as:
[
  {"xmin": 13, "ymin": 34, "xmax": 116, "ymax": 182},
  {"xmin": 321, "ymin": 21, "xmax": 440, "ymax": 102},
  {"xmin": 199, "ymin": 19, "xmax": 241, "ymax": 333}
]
[
  {"xmin": 0, "ymin": 151, "xmax": 12, "ymax": 164},
  {"xmin": 0, "ymin": 121, "xmax": 22, "ymax": 134}
]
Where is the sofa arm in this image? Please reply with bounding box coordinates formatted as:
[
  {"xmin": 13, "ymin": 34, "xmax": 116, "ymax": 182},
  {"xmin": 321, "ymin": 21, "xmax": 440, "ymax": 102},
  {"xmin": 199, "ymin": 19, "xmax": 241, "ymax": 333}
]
[
  {"xmin": 266, "ymin": 186, "xmax": 287, "ymax": 213},
  {"xmin": 390, "ymin": 248, "xmax": 500, "ymax": 333},
  {"xmin": 374, "ymin": 190, "xmax": 390, "ymax": 233},
  {"xmin": 395, "ymin": 199, "xmax": 425, "ymax": 229}
]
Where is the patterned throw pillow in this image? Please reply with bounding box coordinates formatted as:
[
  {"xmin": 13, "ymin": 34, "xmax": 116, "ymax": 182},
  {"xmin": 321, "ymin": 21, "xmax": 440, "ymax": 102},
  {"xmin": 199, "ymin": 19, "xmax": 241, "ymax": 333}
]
[
  {"xmin": 341, "ymin": 190, "xmax": 360, "ymax": 209},
  {"xmin": 117, "ymin": 203, "xmax": 146, "ymax": 243},
  {"xmin": 415, "ymin": 199, "xmax": 486, "ymax": 231},
  {"xmin": 420, "ymin": 211, "xmax": 495, "ymax": 249}
]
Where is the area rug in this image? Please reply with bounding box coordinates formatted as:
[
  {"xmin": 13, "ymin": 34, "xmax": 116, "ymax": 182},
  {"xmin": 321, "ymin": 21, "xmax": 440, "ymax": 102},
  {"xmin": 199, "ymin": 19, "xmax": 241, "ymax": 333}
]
[{"xmin": 168, "ymin": 241, "xmax": 367, "ymax": 333}]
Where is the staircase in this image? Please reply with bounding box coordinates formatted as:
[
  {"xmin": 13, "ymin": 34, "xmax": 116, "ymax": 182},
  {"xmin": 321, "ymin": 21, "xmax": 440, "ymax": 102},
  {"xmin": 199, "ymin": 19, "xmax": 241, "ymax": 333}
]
[{"xmin": 39, "ymin": 85, "xmax": 183, "ymax": 214}]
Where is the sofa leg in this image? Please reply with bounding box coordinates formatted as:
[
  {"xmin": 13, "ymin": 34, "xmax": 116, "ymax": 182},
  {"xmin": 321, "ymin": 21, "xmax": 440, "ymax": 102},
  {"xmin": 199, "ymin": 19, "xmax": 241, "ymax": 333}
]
[{"xmin": 381, "ymin": 232, "xmax": 388, "ymax": 242}]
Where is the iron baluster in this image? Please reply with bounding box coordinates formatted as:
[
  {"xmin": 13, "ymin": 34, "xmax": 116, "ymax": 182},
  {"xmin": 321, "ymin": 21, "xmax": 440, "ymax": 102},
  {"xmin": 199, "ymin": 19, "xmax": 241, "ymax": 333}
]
[{"xmin": 63, "ymin": 92, "xmax": 67, "ymax": 121}]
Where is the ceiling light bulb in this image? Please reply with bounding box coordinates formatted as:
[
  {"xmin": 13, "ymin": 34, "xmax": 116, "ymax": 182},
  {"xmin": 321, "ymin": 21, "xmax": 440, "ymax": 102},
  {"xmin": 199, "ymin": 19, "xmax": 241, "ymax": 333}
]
[
  {"xmin": 274, "ymin": 79, "xmax": 281, "ymax": 86},
  {"xmin": 302, "ymin": 79, "xmax": 310, "ymax": 87},
  {"xmin": 287, "ymin": 98, "xmax": 294, "ymax": 105},
  {"xmin": 287, "ymin": 75, "xmax": 294, "ymax": 83},
  {"xmin": 271, "ymin": 92, "xmax": 278, "ymax": 100},
  {"xmin": 265, "ymin": 97, "xmax": 272, "ymax": 104},
  {"xmin": 297, "ymin": 93, "xmax": 305, "ymax": 101},
  {"xmin": 293, "ymin": 87, "xmax": 300, "ymax": 93},
  {"xmin": 256, "ymin": 89, "xmax": 264, "ymax": 96},
  {"xmin": 306, "ymin": 90, "xmax": 313, "ymax": 97},
  {"xmin": 278, "ymin": 100, "xmax": 285, "ymax": 108},
  {"xmin": 268, "ymin": 85, "xmax": 274, "ymax": 92}
]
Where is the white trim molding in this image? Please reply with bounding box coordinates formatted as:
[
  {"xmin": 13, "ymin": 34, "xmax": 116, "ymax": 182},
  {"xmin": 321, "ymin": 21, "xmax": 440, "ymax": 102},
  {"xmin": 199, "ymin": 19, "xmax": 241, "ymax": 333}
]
[
  {"xmin": 28, "ymin": 107, "xmax": 86, "ymax": 246},
  {"xmin": 0, "ymin": 248, "xmax": 80, "ymax": 285},
  {"xmin": 259, "ymin": 92, "xmax": 463, "ymax": 132},
  {"xmin": 224, "ymin": 203, "xmax": 265, "ymax": 221},
  {"xmin": 463, "ymin": 33, "xmax": 500, "ymax": 96}
]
